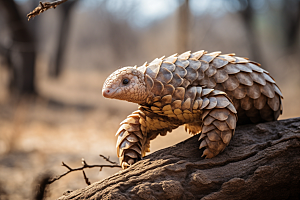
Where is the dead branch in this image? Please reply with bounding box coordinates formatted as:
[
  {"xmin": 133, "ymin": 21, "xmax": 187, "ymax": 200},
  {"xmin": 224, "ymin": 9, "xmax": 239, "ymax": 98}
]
[
  {"xmin": 82, "ymin": 170, "xmax": 91, "ymax": 186},
  {"xmin": 27, "ymin": 0, "xmax": 69, "ymax": 21},
  {"xmin": 48, "ymin": 155, "xmax": 121, "ymax": 185},
  {"xmin": 99, "ymin": 154, "xmax": 119, "ymax": 165}
]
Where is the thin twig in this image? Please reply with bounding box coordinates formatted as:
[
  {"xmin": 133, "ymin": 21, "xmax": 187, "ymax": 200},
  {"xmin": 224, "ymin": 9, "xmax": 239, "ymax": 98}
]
[
  {"xmin": 48, "ymin": 157, "xmax": 121, "ymax": 185},
  {"xmin": 82, "ymin": 170, "xmax": 91, "ymax": 186},
  {"xmin": 99, "ymin": 154, "xmax": 119, "ymax": 165},
  {"xmin": 27, "ymin": 0, "xmax": 69, "ymax": 21}
]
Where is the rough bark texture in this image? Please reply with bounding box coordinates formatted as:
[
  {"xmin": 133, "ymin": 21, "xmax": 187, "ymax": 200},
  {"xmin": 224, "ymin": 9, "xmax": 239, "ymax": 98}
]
[{"xmin": 58, "ymin": 117, "xmax": 300, "ymax": 200}]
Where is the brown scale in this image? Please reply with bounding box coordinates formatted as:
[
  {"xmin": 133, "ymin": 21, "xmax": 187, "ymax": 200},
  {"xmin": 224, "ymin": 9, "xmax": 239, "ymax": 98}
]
[{"xmin": 103, "ymin": 50, "xmax": 283, "ymax": 169}]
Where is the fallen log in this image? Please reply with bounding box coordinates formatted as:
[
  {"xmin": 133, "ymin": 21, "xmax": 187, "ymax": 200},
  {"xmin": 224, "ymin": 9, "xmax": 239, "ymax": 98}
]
[{"xmin": 58, "ymin": 117, "xmax": 300, "ymax": 200}]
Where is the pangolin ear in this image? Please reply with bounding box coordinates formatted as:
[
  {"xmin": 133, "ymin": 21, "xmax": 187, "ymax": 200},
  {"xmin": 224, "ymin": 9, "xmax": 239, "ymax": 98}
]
[{"xmin": 145, "ymin": 74, "xmax": 154, "ymax": 90}]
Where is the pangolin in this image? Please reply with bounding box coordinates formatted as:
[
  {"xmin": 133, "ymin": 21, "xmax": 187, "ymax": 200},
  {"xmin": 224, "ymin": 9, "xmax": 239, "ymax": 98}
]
[{"xmin": 102, "ymin": 50, "xmax": 283, "ymax": 169}]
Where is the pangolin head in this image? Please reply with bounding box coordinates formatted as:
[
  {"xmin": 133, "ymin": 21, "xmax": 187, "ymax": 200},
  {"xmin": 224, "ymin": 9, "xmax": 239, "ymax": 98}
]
[{"xmin": 102, "ymin": 66, "xmax": 150, "ymax": 104}]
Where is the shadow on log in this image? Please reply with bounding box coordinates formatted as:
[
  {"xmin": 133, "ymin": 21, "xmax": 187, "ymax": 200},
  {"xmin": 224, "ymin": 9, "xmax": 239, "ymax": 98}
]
[{"xmin": 58, "ymin": 117, "xmax": 300, "ymax": 200}]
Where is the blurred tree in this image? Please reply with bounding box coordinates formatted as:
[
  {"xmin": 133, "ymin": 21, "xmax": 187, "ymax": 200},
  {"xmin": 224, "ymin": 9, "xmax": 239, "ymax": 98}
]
[
  {"xmin": 104, "ymin": 0, "xmax": 139, "ymax": 64},
  {"xmin": 0, "ymin": 0, "xmax": 78, "ymax": 98},
  {"xmin": 0, "ymin": 0, "xmax": 36, "ymax": 95},
  {"xmin": 49, "ymin": 0, "xmax": 78, "ymax": 77},
  {"xmin": 237, "ymin": 0, "xmax": 263, "ymax": 65},
  {"xmin": 282, "ymin": 0, "xmax": 300, "ymax": 52},
  {"xmin": 177, "ymin": 0, "xmax": 190, "ymax": 52}
]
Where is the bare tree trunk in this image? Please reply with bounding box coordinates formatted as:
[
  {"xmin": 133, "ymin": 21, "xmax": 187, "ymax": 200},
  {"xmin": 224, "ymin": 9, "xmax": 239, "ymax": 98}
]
[
  {"xmin": 58, "ymin": 117, "xmax": 300, "ymax": 200},
  {"xmin": 49, "ymin": 0, "xmax": 78, "ymax": 77},
  {"xmin": 177, "ymin": 0, "xmax": 190, "ymax": 52},
  {"xmin": 238, "ymin": 1, "xmax": 264, "ymax": 67},
  {"xmin": 282, "ymin": 0, "xmax": 300, "ymax": 53},
  {"xmin": 0, "ymin": 0, "xmax": 36, "ymax": 95}
]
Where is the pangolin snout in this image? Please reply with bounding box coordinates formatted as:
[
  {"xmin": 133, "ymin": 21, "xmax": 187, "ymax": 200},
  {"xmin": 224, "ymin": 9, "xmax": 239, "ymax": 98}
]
[{"xmin": 102, "ymin": 88, "xmax": 112, "ymax": 98}]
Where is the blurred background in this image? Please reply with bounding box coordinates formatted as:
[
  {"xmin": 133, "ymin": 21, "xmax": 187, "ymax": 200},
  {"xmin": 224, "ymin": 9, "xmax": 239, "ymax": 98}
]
[{"xmin": 0, "ymin": 0, "xmax": 299, "ymax": 199}]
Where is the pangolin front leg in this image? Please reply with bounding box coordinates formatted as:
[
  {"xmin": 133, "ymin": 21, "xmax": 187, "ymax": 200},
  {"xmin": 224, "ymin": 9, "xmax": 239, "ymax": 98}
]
[
  {"xmin": 199, "ymin": 91, "xmax": 237, "ymax": 158},
  {"xmin": 184, "ymin": 89, "xmax": 237, "ymax": 158},
  {"xmin": 116, "ymin": 110, "xmax": 146, "ymax": 169}
]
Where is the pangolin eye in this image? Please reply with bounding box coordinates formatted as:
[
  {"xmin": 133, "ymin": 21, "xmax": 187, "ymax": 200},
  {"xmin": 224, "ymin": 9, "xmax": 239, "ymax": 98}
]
[{"xmin": 122, "ymin": 78, "xmax": 129, "ymax": 85}]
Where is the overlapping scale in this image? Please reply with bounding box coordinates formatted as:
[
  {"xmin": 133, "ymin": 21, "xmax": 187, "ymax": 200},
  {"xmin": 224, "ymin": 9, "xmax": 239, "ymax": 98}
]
[
  {"xmin": 235, "ymin": 72, "xmax": 253, "ymax": 86},
  {"xmin": 205, "ymin": 65, "xmax": 217, "ymax": 77},
  {"xmin": 164, "ymin": 54, "xmax": 178, "ymax": 64},
  {"xmin": 212, "ymin": 57, "xmax": 228, "ymax": 68},
  {"xmin": 240, "ymin": 96, "xmax": 253, "ymax": 110},
  {"xmin": 146, "ymin": 62, "xmax": 161, "ymax": 79},
  {"xmin": 267, "ymin": 94, "xmax": 280, "ymax": 111},
  {"xmin": 207, "ymin": 130, "xmax": 221, "ymax": 142},
  {"xmin": 200, "ymin": 51, "xmax": 221, "ymax": 63},
  {"xmin": 185, "ymin": 87, "xmax": 197, "ymax": 101},
  {"xmin": 250, "ymin": 71, "xmax": 266, "ymax": 85},
  {"xmin": 235, "ymin": 64, "xmax": 252, "ymax": 73},
  {"xmin": 175, "ymin": 59, "xmax": 189, "ymax": 68},
  {"xmin": 260, "ymin": 82, "xmax": 275, "ymax": 98},
  {"xmin": 259, "ymin": 104, "xmax": 275, "ymax": 121},
  {"xmin": 233, "ymin": 84, "xmax": 247, "ymax": 99},
  {"xmin": 207, "ymin": 77, "xmax": 217, "ymax": 88},
  {"xmin": 182, "ymin": 98, "xmax": 191, "ymax": 110},
  {"xmin": 169, "ymin": 73, "xmax": 183, "ymax": 88},
  {"xmin": 161, "ymin": 84, "xmax": 175, "ymax": 96},
  {"xmin": 246, "ymin": 83, "xmax": 261, "ymax": 99},
  {"xmin": 188, "ymin": 59, "xmax": 202, "ymax": 70},
  {"xmin": 185, "ymin": 67, "xmax": 198, "ymax": 83},
  {"xmin": 161, "ymin": 62, "xmax": 176, "ymax": 72},
  {"xmin": 222, "ymin": 75, "xmax": 239, "ymax": 91},
  {"xmin": 178, "ymin": 51, "xmax": 191, "ymax": 60},
  {"xmin": 246, "ymin": 62, "xmax": 263, "ymax": 73},
  {"xmin": 213, "ymin": 120, "xmax": 230, "ymax": 131},
  {"xmin": 214, "ymin": 69, "xmax": 229, "ymax": 83},
  {"xmin": 151, "ymin": 79, "xmax": 164, "ymax": 96},
  {"xmin": 234, "ymin": 56, "xmax": 249, "ymax": 63},
  {"xmin": 209, "ymin": 108, "xmax": 230, "ymax": 121},
  {"xmin": 202, "ymin": 88, "xmax": 214, "ymax": 96},
  {"xmin": 274, "ymin": 84, "xmax": 283, "ymax": 97},
  {"xmin": 145, "ymin": 74, "xmax": 154, "ymax": 91},
  {"xmin": 173, "ymin": 65, "xmax": 187, "ymax": 78},
  {"xmin": 253, "ymin": 93, "xmax": 266, "ymax": 110},
  {"xmin": 263, "ymin": 73, "xmax": 276, "ymax": 83},
  {"xmin": 224, "ymin": 63, "xmax": 240, "ymax": 74},
  {"xmin": 156, "ymin": 67, "xmax": 173, "ymax": 84},
  {"xmin": 181, "ymin": 79, "xmax": 191, "ymax": 88},
  {"xmin": 214, "ymin": 83, "xmax": 225, "ymax": 92},
  {"xmin": 206, "ymin": 97, "xmax": 217, "ymax": 109}
]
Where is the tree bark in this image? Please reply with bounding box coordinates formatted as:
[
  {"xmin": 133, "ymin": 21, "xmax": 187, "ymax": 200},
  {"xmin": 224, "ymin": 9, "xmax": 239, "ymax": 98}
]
[{"xmin": 58, "ymin": 117, "xmax": 300, "ymax": 200}]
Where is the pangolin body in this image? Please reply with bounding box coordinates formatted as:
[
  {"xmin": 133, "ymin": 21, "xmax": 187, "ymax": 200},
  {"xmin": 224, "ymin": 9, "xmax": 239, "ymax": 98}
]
[{"xmin": 102, "ymin": 50, "xmax": 283, "ymax": 169}]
